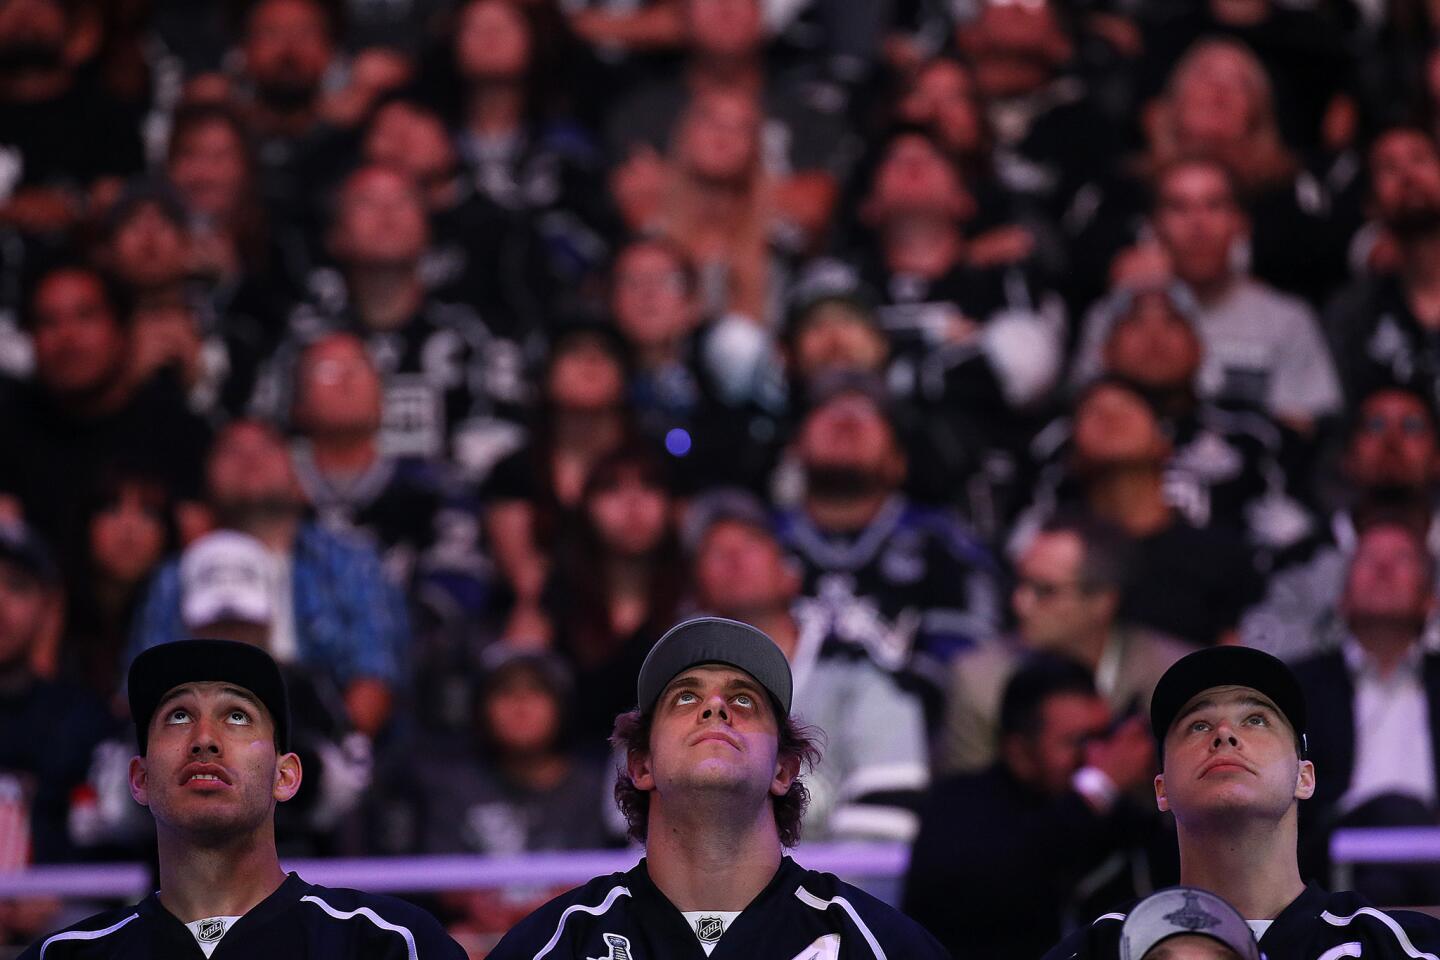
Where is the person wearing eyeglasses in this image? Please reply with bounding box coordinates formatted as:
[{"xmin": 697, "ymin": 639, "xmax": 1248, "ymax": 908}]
[
  {"xmin": 1242, "ymin": 384, "xmax": 1440, "ymax": 660},
  {"xmin": 941, "ymin": 512, "xmax": 1196, "ymax": 775}
]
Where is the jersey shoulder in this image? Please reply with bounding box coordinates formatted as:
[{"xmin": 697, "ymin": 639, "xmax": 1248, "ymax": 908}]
[
  {"xmin": 787, "ymin": 866, "xmax": 952, "ymax": 958},
  {"xmin": 1312, "ymin": 889, "xmax": 1440, "ymax": 954},
  {"xmin": 487, "ymin": 872, "xmax": 636, "ymax": 960},
  {"xmin": 295, "ymin": 883, "xmax": 465, "ymax": 957},
  {"xmin": 1038, "ymin": 909, "xmax": 1125, "ymax": 960},
  {"xmin": 20, "ymin": 904, "xmax": 148, "ymax": 959}
]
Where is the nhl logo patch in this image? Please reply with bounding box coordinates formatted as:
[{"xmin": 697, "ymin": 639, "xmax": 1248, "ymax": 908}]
[
  {"xmin": 696, "ymin": 916, "xmax": 725, "ymax": 943},
  {"xmin": 197, "ymin": 918, "xmax": 227, "ymax": 943}
]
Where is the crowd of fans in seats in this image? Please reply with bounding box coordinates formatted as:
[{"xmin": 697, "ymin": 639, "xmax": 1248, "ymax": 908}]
[{"xmin": 5, "ymin": 0, "xmax": 1440, "ymax": 953}]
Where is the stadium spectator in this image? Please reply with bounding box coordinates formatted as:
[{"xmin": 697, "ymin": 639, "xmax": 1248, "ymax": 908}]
[
  {"xmin": 1037, "ymin": 284, "xmax": 1311, "ymax": 558},
  {"xmin": 906, "ymin": 654, "xmax": 1157, "ymax": 959},
  {"xmin": 483, "ymin": 324, "xmax": 636, "ymax": 644},
  {"xmin": 541, "ymin": 446, "xmax": 684, "ymax": 746},
  {"xmin": 255, "ymin": 164, "xmax": 531, "ymax": 479},
  {"xmin": 1243, "ymin": 385, "xmax": 1440, "ymax": 659},
  {"xmin": 1016, "ymin": 376, "xmax": 1263, "ymax": 646},
  {"xmin": 0, "ymin": 520, "xmax": 114, "ymax": 865},
  {"xmin": 688, "ymin": 488, "xmax": 928, "ymax": 841},
  {"xmin": 1073, "ymin": 157, "xmax": 1342, "ymax": 432},
  {"xmin": 774, "ymin": 369, "xmax": 1002, "ymax": 716},
  {"xmin": 1293, "ymin": 522, "xmax": 1440, "ymax": 904},
  {"xmin": 1327, "ymin": 127, "xmax": 1440, "ymax": 414},
  {"xmin": 0, "ymin": 262, "xmax": 210, "ymax": 606},
  {"xmin": 130, "ymin": 419, "xmax": 407, "ymax": 737},
  {"xmin": 942, "ymin": 513, "xmax": 1195, "ymax": 775}
]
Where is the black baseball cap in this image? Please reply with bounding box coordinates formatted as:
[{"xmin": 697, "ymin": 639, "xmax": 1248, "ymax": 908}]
[
  {"xmin": 636, "ymin": 617, "xmax": 793, "ymax": 716},
  {"xmin": 128, "ymin": 639, "xmax": 291, "ymax": 755},
  {"xmin": 1150, "ymin": 647, "xmax": 1307, "ymax": 757}
]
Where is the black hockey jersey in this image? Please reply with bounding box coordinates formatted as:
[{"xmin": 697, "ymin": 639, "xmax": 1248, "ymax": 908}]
[
  {"xmin": 488, "ymin": 855, "xmax": 951, "ymax": 960},
  {"xmin": 1042, "ymin": 884, "xmax": 1440, "ymax": 960},
  {"xmin": 22, "ymin": 873, "xmax": 464, "ymax": 959}
]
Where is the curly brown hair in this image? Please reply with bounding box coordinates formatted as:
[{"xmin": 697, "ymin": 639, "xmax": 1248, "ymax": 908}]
[{"xmin": 610, "ymin": 704, "xmax": 822, "ymax": 847}]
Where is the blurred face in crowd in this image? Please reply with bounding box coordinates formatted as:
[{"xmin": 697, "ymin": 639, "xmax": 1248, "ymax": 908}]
[
  {"xmin": 1013, "ymin": 531, "xmax": 1118, "ymax": 652},
  {"xmin": 1144, "ymin": 936, "xmax": 1245, "ymax": 960},
  {"xmin": 110, "ymin": 201, "xmax": 190, "ymax": 292},
  {"xmin": 130, "ymin": 681, "xmax": 300, "ymax": 841},
  {"xmin": 1340, "ymin": 523, "xmax": 1433, "ymax": 634},
  {"xmin": 90, "ymin": 481, "xmax": 169, "ymax": 587},
  {"xmin": 1006, "ymin": 691, "xmax": 1111, "ymax": 796},
  {"xmin": 1101, "ymin": 291, "xmax": 1202, "ymax": 390},
  {"xmin": 330, "ymin": 166, "xmax": 429, "ymax": 270},
  {"xmin": 1157, "ymin": 684, "xmax": 1312, "ymax": 826},
  {"xmin": 611, "ymin": 242, "xmax": 698, "ymax": 351},
  {"xmin": 244, "ymin": 0, "xmax": 333, "ymax": 111},
  {"xmin": 955, "ymin": 0, "xmax": 1069, "ymax": 99},
  {"xmin": 1170, "ymin": 44, "xmax": 1262, "ymax": 152},
  {"xmin": 0, "ymin": 0, "xmax": 71, "ymax": 75},
  {"xmin": 292, "ymin": 334, "xmax": 383, "ymax": 440},
  {"xmin": 1072, "ymin": 383, "xmax": 1170, "ymax": 473},
  {"xmin": 1153, "ymin": 162, "xmax": 1245, "ymax": 289},
  {"xmin": 866, "ymin": 133, "xmax": 970, "ymax": 223},
  {"xmin": 546, "ymin": 335, "xmax": 625, "ymax": 412},
  {"xmin": 169, "ymin": 117, "xmax": 250, "ymax": 222},
  {"xmin": 363, "ymin": 101, "xmax": 457, "ymax": 212},
  {"xmin": 30, "ymin": 268, "xmax": 130, "ymax": 401},
  {"xmin": 1344, "ymin": 389, "xmax": 1438, "ymax": 494},
  {"xmin": 484, "ymin": 665, "xmax": 562, "ymax": 756},
  {"xmin": 797, "ymin": 393, "xmax": 905, "ymax": 497},
  {"xmin": 693, "ymin": 519, "xmax": 798, "ymax": 618},
  {"xmin": 685, "ymin": 0, "xmax": 762, "ymax": 59},
  {"xmin": 206, "ymin": 421, "xmax": 302, "ymax": 523},
  {"xmin": 791, "ymin": 301, "xmax": 888, "ymax": 381},
  {"xmin": 677, "ymin": 90, "xmax": 760, "ymax": 187},
  {"xmin": 455, "ymin": 0, "xmax": 530, "ymax": 83},
  {"xmin": 899, "ymin": 59, "xmax": 985, "ymax": 160},
  {"xmin": 588, "ymin": 467, "xmax": 670, "ymax": 558},
  {"xmin": 1369, "ymin": 128, "xmax": 1440, "ymax": 238},
  {"xmin": 0, "ymin": 557, "xmax": 49, "ymax": 671}
]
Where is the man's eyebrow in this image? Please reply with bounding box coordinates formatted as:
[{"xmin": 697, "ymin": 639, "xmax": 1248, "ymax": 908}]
[{"xmin": 1173, "ymin": 698, "xmax": 1215, "ymax": 727}]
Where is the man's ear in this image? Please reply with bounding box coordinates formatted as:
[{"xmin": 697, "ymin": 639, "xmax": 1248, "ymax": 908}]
[
  {"xmin": 627, "ymin": 750, "xmax": 655, "ymax": 793},
  {"xmin": 771, "ymin": 751, "xmax": 801, "ymax": 798},
  {"xmin": 273, "ymin": 752, "xmax": 303, "ymax": 803},
  {"xmin": 1154, "ymin": 772, "xmax": 1168, "ymax": 812},
  {"xmin": 129, "ymin": 755, "xmax": 150, "ymax": 808},
  {"xmin": 1295, "ymin": 759, "xmax": 1316, "ymax": 802}
]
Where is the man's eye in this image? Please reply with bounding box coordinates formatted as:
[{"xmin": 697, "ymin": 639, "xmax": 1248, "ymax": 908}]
[
  {"xmin": 733, "ymin": 694, "xmax": 754, "ymax": 708},
  {"xmin": 676, "ymin": 692, "xmax": 698, "ymax": 705},
  {"xmin": 166, "ymin": 709, "xmax": 191, "ymax": 724},
  {"xmin": 227, "ymin": 710, "xmax": 252, "ymax": 725},
  {"xmin": 1245, "ymin": 714, "xmax": 1268, "ymax": 726},
  {"xmin": 1189, "ymin": 720, "xmax": 1210, "ymax": 733}
]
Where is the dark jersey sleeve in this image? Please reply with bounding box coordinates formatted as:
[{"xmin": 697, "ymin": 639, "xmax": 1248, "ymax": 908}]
[
  {"xmin": 297, "ymin": 886, "xmax": 467, "ymax": 959},
  {"xmin": 488, "ymin": 875, "xmax": 633, "ymax": 960},
  {"xmin": 1039, "ymin": 915, "xmax": 1123, "ymax": 960}
]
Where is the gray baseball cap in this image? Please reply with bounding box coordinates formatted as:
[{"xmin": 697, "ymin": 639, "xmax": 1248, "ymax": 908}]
[
  {"xmin": 1120, "ymin": 887, "xmax": 1262, "ymax": 960},
  {"xmin": 636, "ymin": 617, "xmax": 793, "ymax": 716}
]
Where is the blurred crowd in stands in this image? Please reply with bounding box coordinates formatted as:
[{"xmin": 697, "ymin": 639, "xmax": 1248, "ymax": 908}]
[{"xmin": 4, "ymin": 0, "xmax": 1440, "ymax": 953}]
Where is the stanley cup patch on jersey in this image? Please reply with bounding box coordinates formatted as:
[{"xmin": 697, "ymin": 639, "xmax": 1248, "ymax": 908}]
[
  {"xmin": 586, "ymin": 933, "xmax": 632, "ymax": 960},
  {"xmin": 696, "ymin": 917, "xmax": 725, "ymax": 943}
]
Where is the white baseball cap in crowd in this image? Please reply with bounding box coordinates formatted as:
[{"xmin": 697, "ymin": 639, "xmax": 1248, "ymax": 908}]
[{"xmin": 179, "ymin": 530, "xmax": 276, "ymax": 630}]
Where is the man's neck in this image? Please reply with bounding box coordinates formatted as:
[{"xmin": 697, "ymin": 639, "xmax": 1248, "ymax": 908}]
[
  {"xmin": 244, "ymin": 517, "xmax": 301, "ymax": 554},
  {"xmin": 1085, "ymin": 468, "xmax": 1172, "ymax": 537},
  {"xmin": 156, "ymin": 825, "xmax": 288, "ymax": 923},
  {"xmin": 1177, "ymin": 815, "xmax": 1306, "ymax": 921},
  {"xmin": 688, "ymin": 56, "xmax": 763, "ymax": 97},
  {"xmin": 1349, "ymin": 622, "xmax": 1423, "ymax": 678},
  {"xmin": 348, "ymin": 268, "xmax": 423, "ymax": 333},
  {"xmin": 464, "ymin": 84, "xmax": 525, "ymax": 137},
  {"xmin": 803, "ymin": 491, "xmax": 889, "ymax": 534},
  {"xmin": 309, "ymin": 432, "xmax": 380, "ymax": 478},
  {"xmin": 1184, "ymin": 271, "xmax": 1238, "ymax": 307},
  {"xmin": 645, "ymin": 795, "xmax": 783, "ymax": 912}
]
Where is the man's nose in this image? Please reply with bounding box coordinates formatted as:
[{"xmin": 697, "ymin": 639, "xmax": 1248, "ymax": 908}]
[
  {"xmin": 189, "ymin": 717, "xmax": 222, "ymax": 755},
  {"xmin": 700, "ymin": 694, "xmax": 730, "ymax": 723},
  {"xmin": 1211, "ymin": 721, "xmax": 1240, "ymax": 750}
]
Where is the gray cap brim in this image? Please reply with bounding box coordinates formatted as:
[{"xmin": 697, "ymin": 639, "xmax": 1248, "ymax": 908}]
[{"xmin": 636, "ymin": 617, "xmax": 793, "ymax": 716}]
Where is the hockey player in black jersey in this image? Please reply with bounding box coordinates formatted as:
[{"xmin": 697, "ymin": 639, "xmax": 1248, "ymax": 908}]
[
  {"xmin": 489, "ymin": 617, "xmax": 951, "ymax": 959},
  {"xmin": 23, "ymin": 639, "xmax": 464, "ymax": 959},
  {"xmin": 1045, "ymin": 646, "xmax": 1440, "ymax": 960}
]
